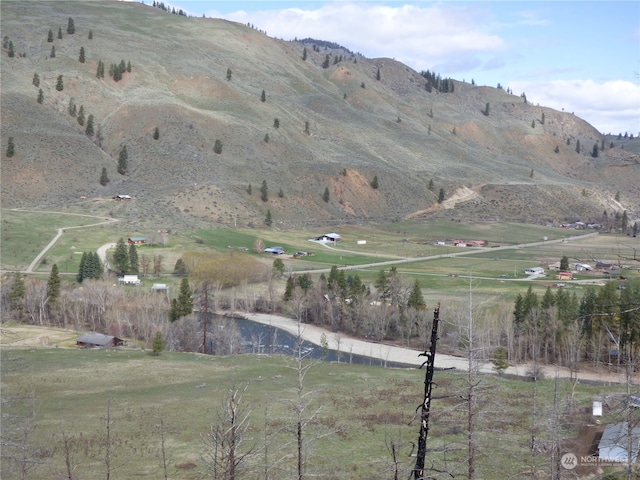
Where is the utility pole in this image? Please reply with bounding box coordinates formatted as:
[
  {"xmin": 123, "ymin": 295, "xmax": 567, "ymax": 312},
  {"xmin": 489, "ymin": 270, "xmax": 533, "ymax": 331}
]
[{"xmin": 413, "ymin": 304, "xmax": 441, "ymax": 480}]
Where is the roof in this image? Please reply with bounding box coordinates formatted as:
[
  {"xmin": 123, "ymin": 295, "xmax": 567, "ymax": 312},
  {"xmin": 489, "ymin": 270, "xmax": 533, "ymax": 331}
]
[
  {"xmin": 324, "ymin": 233, "xmax": 341, "ymax": 239},
  {"xmin": 77, "ymin": 333, "xmax": 121, "ymax": 346},
  {"xmin": 599, "ymin": 422, "xmax": 640, "ymax": 462},
  {"xmin": 129, "ymin": 236, "xmax": 146, "ymax": 241}
]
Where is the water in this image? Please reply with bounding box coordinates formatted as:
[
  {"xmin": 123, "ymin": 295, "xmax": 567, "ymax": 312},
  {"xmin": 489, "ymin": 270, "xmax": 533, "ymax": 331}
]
[{"xmin": 217, "ymin": 315, "xmax": 415, "ymax": 368}]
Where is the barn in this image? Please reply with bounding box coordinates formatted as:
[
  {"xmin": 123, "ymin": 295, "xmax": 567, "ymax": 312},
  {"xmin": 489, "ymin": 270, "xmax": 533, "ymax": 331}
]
[{"xmin": 76, "ymin": 333, "xmax": 124, "ymax": 348}]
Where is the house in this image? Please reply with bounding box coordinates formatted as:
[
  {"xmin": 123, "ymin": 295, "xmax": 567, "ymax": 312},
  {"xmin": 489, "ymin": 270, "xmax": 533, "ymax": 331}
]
[
  {"xmin": 76, "ymin": 333, "xmax": 124, "ymax": 348},
  {"xmin": 598, "ymin": 422, "xmax": 640, "ymax": 463},
  {"xmin": 557, "ymin": 271, "xmax": 573, "ymax": 280},
  {"xmin": 525, "ymin": 267, "xmax": 545, "ymax": 275},
  {"xmin": 574, "ymin": 263, "xmax": 592, "ymax": 271},
  {"xmin": 314, "ymin": 233, "xmax": 341, "ymax": 243},
  {"xmin": 127, "ymin": 236, "xmax": 147, "ymax": 245},
  {"xmin": 548, "ymin": 262, "xmax": 561, "ymax": 271},
  {"xmin": 119, "ymin": 275, "xmax": 141, "ymax": 285}
]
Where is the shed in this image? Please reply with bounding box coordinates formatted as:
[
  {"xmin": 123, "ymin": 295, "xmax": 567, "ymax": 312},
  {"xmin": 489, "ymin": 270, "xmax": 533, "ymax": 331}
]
[
  {"xmin": 598, "ymin": 422, "xmax": 640, "ymax": 463},
  {"xmin": 76, "ymin": 333, "xmax": 124, "ymax": 348},
  {"xmin": 119, "ymin": 275, "xmax": 140, "ymax": 285}
]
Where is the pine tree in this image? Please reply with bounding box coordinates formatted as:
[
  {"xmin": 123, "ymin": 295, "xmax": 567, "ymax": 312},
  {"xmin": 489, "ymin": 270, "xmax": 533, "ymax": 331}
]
[
  {"xmin": 175, "ymin": 278, "xmax": 193, "ymax": 319},
  {"xmin": 264, "ymin": 133, "xmax": 269, "ymax": 143},
  {"xmin": 260, "ymin": 180, "xmax": 268, "ymax": 202},
  {"xmin": 376, "ymin": 67, "xmax": 381, "ymax": 80},
  {"xmin": 173, "ymin": 258, "xmax": 187, "ymax": 275},
  {"xmin": 273, "ymin": 118, "xmax": 279, "ymax": 129},
  {"xmin": 47, "ymin": 264, "xmax": 61, "ymax": 306},
  {"xmin": 260, "ymin": 89, "xmax": 266, "ymax": 102},
  {"xmin": 265, "ymin": 209, "xmax": 272, "ymax": 226},
  {"xmin": 541, "ymin": 112, "xmax": 545, "ymax": 125},
  {"xmin": 226, "ymin": 68, "xmax": 232, "ymax": 81},
  {"xmin": 278, "ymin": 188, "xmax": 284, "ymax": 198},
  {"xmin": 96, "ymin": 60, "xmax": 104, "ymax": 78},
  {"xmin": 214, "ymin": 139, "xmax": 222, "ymax": 154},
  {"xmin": 6, "ymin": 136, "xmax": 15, "ymax": 157},
  {"xmin": 117, "ymin": 145, "xmax": 128, "ymax": 175},
  {"xmin": 68, "ymin": 98, "xmax": 76, "ymax": 117},
  {"xmin": 77, "ymin": 106, "xmax": 85, "ymax": 126},
  {"xmin": 47, "ymin": 29, "xmax": 54, "ymax": 42},
  {"xmin": 323, "ymin": 187, "xmax": 330, "ymax": 203},
  {"xmin": 428, "ymin": 179, "xmax": 434, "ymax": 191},
  {"xmin": 113, "ymin": 238, "xmax": 129, "ymax": 275},
  {"xmin": 37, "ymin": 88, "xmax": 44, "ymax": 104},
  {"xmin": 88, "ymin": 29, "xmax": 93, "ymax": 39},
  {"xmin": 575, "ymin": 139, "xmax": 581, "ymax": 153},
  {"xmin": 153, "ymin": 126, "xmax": 159, "ymax": 140},
  {"xmin": 50, "ymin": 46, "xmax": 56, "ymax": 58},
  {"xmin": 57, "ymin": 27, "xmax": 63, "ymax": 39},
  {"xmin": 560, "ymin": 256, "xmax": 569, "ymax": 271},
  {"xmin": 32, "ymin": 73, "xmax": 40, "ymax": 87},
  {"xmin": 85, "ymin": 115, "xmax": 94, "ymax": 136},
  {"xmin": 152, "ymin": 332, "xmax": 165, "ymax": 356},
  {"xmin": 284, "ymin": 276, "xmax": 295, "ymax": 301},
  {"xmin": 6, "ymin": 40, "xmax": 14, "ymax": 58},
  {"xmin": 128, "ymin": 244, "xmax": 139, "ymax": 274},
  {"xmin": 554, "ymin": 145, "xmax": 560, "ymax": 154},
  {"xmin": 79, "ymin": 46, "xmax": 85, "ymax": 63},
  {"xmin": 407, "ymin": 279, "xmax": 425, "ymax": 309},
  {"xmin": 100, "ymin": 167, "xmax": 109, "ymax": 186},
  {"xmin": 621, "ymin": 210, "xmax": 628, "ymax": 233},
  {"xmin": 56, "ymin": 75, "xmax": 63, "ymax": 91},
  {"xmin": 304, "ymin": 121, "xmax": 310, "ymax": 135},
  {"xmin": 322, "ymin": 54, "xmax": 330, "ymax": 68},
  {"xmin": 591, "ymin": 143, "xmax": 599, "ymax": 158},
  {"xmin": 438, "ymin": 187, "xmax": 445, "ymax": 203},
  {"xmin": 492, "ymin": 346, "xmax": 509, "ymax": 375},
  {"xmin": 483, "ymin": 102, "xmax": 490, "ymax": 116},
  {"xmin": 67, "ymin": 17, "xmax": 75, "ymax": 35},
  {"xmin": 77, "ymin": 252, "xmax": 87, "ymax": 282},
  {"xmin": 302, "ymin": 46, "xmax": 307, "ymax": 61},
  {"xmin": 9, "ymin": 272, "xmax": 26, "ymax": 312}
]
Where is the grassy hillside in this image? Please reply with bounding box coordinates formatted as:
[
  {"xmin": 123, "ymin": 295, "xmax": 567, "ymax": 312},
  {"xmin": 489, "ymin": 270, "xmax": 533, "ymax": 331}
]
[
  {"xmin": 2, "ymin": 328, "xmax": 637, "ymax": 479},
  {"xmin": 2, "ymin": 1, "xmax": 638, "ymax": 232}
]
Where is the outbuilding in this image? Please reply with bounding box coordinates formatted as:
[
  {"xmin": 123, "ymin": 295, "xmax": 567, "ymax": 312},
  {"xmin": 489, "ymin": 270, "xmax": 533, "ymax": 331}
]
[
  {"xmin": 525, "ymin": 267, "xmax": 545, "ymax": 275},
  {"xmin": 598, "ymin": 422, "xmax": 640, "ymax": 463},
  {"xmin": 76, "ymin": 333, "xmax": 124, "ymax": 348}
]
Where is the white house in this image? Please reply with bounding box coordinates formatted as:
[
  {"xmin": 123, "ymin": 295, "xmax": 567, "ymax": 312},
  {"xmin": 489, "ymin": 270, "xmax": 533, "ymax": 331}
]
[
  {"xmin": 598, "ymin": 422, "xmax": 640, "ymax": 463},
  {"xmin": 314, "ymin": 233, "xmax": 341, "ymax": 243},
  {"xmin": 119, "ymin": 275, "xmax": 140, "ymax": 285},
  {"xmin": 525, "ymin": 267, "xmax": 545, "ymax": 275}
]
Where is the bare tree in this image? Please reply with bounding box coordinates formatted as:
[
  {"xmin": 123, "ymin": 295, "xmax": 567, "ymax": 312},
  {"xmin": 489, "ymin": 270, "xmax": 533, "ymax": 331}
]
[{"xmin": 201, "ymin": 384, "xmax": 254, "ymax": 479}]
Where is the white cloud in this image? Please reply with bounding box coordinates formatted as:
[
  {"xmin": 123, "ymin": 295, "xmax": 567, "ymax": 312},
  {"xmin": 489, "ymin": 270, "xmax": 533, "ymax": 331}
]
[{"xmin": 509, "ymin": 79, "xmax": 640, "ymax": 135}]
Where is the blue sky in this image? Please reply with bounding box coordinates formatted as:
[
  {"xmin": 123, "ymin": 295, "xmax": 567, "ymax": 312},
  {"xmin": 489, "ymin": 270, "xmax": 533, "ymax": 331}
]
[{"xmin": 156, "ymin": 1, "xmax": 639, "ymax": 135}]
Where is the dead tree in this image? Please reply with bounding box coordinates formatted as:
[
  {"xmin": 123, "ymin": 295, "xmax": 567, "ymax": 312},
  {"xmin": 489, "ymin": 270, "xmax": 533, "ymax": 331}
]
[{"xmin": 413, "ymin": 305, "xmax": 441, "ymax": 480}]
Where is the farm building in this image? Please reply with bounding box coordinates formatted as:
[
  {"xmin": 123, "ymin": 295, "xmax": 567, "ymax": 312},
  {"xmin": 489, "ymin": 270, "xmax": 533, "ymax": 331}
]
[
  {"xmin": 525, "ymin": 267, "xmax": 545, "ymax": 275},
  {"xmin": 314, "ymin": 233, "xmax": 341, "ymax": 243},
  {"xmin": 76, "ymin": 333, "xmax": 124, "ymax": 348},
  {"xmin": 119, "ymin": 275, "xmax": 141, "ymax": 285},
  {"xmin": 264, "ymin": 247, "xmax": 285, "ymax": 254},
  {"xmin": 557, "ymin": 272, "xmax": 573, "ymax": 280},
  {"xmin": 127, "ymin": 236, "xmax": 147, "ymax": 245},
  {"xmin": 598, "ymin": 422, "xmax": 640, "ymax": 463}
]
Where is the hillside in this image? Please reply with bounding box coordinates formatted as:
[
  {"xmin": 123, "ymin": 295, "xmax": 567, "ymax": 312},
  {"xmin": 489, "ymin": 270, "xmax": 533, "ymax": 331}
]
[{"xmin": 2, "ymin": 1, "xmax": 639, "ymax": 231}]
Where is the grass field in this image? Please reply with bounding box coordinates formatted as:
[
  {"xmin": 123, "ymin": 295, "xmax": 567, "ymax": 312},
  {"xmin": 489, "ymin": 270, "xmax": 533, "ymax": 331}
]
[{"xmin": 1, "ymin": 325, "xmax": 637, "ymax": 480}]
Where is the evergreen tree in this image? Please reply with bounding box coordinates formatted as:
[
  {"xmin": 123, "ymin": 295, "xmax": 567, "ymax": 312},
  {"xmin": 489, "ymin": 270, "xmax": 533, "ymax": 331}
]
[
  {"xmin": 591, "ymin": 143, "xmax": 599, "ymax": 158},
  {"xmin": 483, "ymin": 102, "xmax": 490, "ymax": 116},
  {"xmin": 128, "ymin": 243, "xmax": 139, "ymax": 274},
  {"xmin": 437, "ymin": 187, "xmax": 445, "ymax": 203},
  {"xmin": 77, "ymin": 105, "xmax": 85, "ymax": 126},
  {"xmin": 67, "ymin": 17, "xmax": 75, "ymax": 35},
  {"xmin": 304, "ymin": 121, "xmax": 310, "ymax": 135},
  {"xmin": 226, "ymin": 68, "xmax": 232, "ymax": 81},
  {"xmin": 376, "ymin": 67, "xmax": 380, "ymax": 80},
  {"xmin": 621, "ymin": 211, "xmax": 628, "ymax": 233},
  {"xmin": 47, "ymin": 29, "xmax": 54, "ymax": 42},
  {"xmin": 260, "ymin": 89, "xmax": 266, "ymax": 102},
  {"xmin": 407, "ymin": 279, "xmax": 425, "ymax": 309},
  {"xmin": 6, "ymin": 136, "xmax": 15, "ymax": 157},
  {"xmin": 153, "ymin": 126, "xmax": 159, "ymax": 139},
  {"xmin": 57, "ymin": 27, "xmax": 63, "ymax": 39},
  {"xmin": 88, "ymin": 29, "xmax": 93, "ymax": 40},
  {"xmin": 113, "ymin": 238, "xmax": 129, "ymax": 275},
  {"xmin": 77, "ymin": 252, "xmax": 87, "ymax": 282},
  {"xmin": 633, "ymin": 222, "xmax": 638, "ymax": 237},
  {"xmin": 531, "ymin": 120, "xmax": 535, "ymax": 128},
  {"xmin": 265, "ymin": 209, "xmax": 272, "ymax": 226},
  {"xmin": 615, "ymin": 191, "xmax": 620, "ymax": 202},
  {"xmin": 302, "ymin": 46, "xmax": 307, "ymax": 61},
  {"xmin": 79, "ymin": 46, "xmax": 85, "ymax": 63},
  {"xmin": 492, "ymin": 347, "xmax": 509, "ymax": 375},
  {"xmin": 56, "ymin": 75, "xmax": 63, "ymax": 91},
  {"xmin": 260, "ymin": 180, "xmax": 268, "ymax": 202},
  {"xmin": 7, "ymin": 40, "xmax": 14, "ymax": 58},
  {"xmin": 554, "ymin": 145, "xmax": 560, "ymax": 154},
  {"xmin": 100, "ymin": 167, "xmax": 109, "ymax": 186},
  {"xmin": 541, "ymin": 112, "xmax": 545, "ymax": 125},
  {"xmin": 126, "ymin": 61, "xmax": 131, "ymax": 73},
  {"xmin": 47, "ymin": 264, "xmax": 61, "ymax": 306},
  {"xmin": 85, "ymin": 114, "xmax": 94, "ymax": 136},
  {"xmin": 169, "ymin": 299, "xmax": 179, "ymax": 322},
  {"xmin": 284, "ymin": 275, "xmax": 295, "ymax": 301},
  {"xmin": 428, "ymin": 179, "xmax": 434, "ymax": 191},
  {"xmin": 560, "ymin": 256, "xmax": 569, "ymax": 271},
  {"xmin": 213, "ymin": 139, "xmax": 222, "ymax": 154},
  {"xmin": 322, "ymin": 187, "xmax": 330, "ymax": 203},
  {"xmin": 575, "ymin": 139, "xmax": 581, "ymax": 153},
  {"xmin": 152, "ymin": 332, "xmax": 165, "ymax": 356},
  {"xmin": 273, "ymin": 118, "xmax": 279, "ymax": 129},
  {"xmin": 173, "ymin": 258, "xmax": 187, "ymax": 275},
  {"xmin": 370, "ymin": 175, "xmax": 379, "ymax": 189},
  {"xmin": 175, "ymin": 278, "xmax": 193, "ymax": 319},
  {"xmin": 322, "ymin": 54, "xmax": 330, "ymax": 68},
  {"xmin": 37, "ymin": 88, "xmax": 44, "ymax": 104},
  {"xmin": 9, "ymin": 272, "xmax": 26, "ymax": 312},
  {"xmin": 50, "ymin": 46, "xmax": 56, "ymax": 58},
  {"xmin": 278, "ymin": 188, "xmax": 284, "ymax": 198},
  {"xmin": 264, "ymin": 133, "xmax": 269, "ymax": 143},
  {"xmin": 117, "ymin": 145, "xmax": 128, "ymax": 175},
  {"xmin": 32, "ymin": 72, "xmax": 40, "ymax": 87},
  {"xmin": 96, "ymin": 60, "xmax": 104, "ymax": 78}
]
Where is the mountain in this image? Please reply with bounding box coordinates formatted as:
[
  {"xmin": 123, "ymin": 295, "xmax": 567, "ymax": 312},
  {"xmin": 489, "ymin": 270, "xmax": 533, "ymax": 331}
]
[{"xmin": 2, "ymin": 1, "xmax": 638, "ymax": 230}]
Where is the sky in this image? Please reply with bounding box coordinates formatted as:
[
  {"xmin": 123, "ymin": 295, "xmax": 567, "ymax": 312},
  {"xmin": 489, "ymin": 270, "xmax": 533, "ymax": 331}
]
[{"xmin": 156, "ymin": 1, "xmax": 639, "ymax": 135}]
